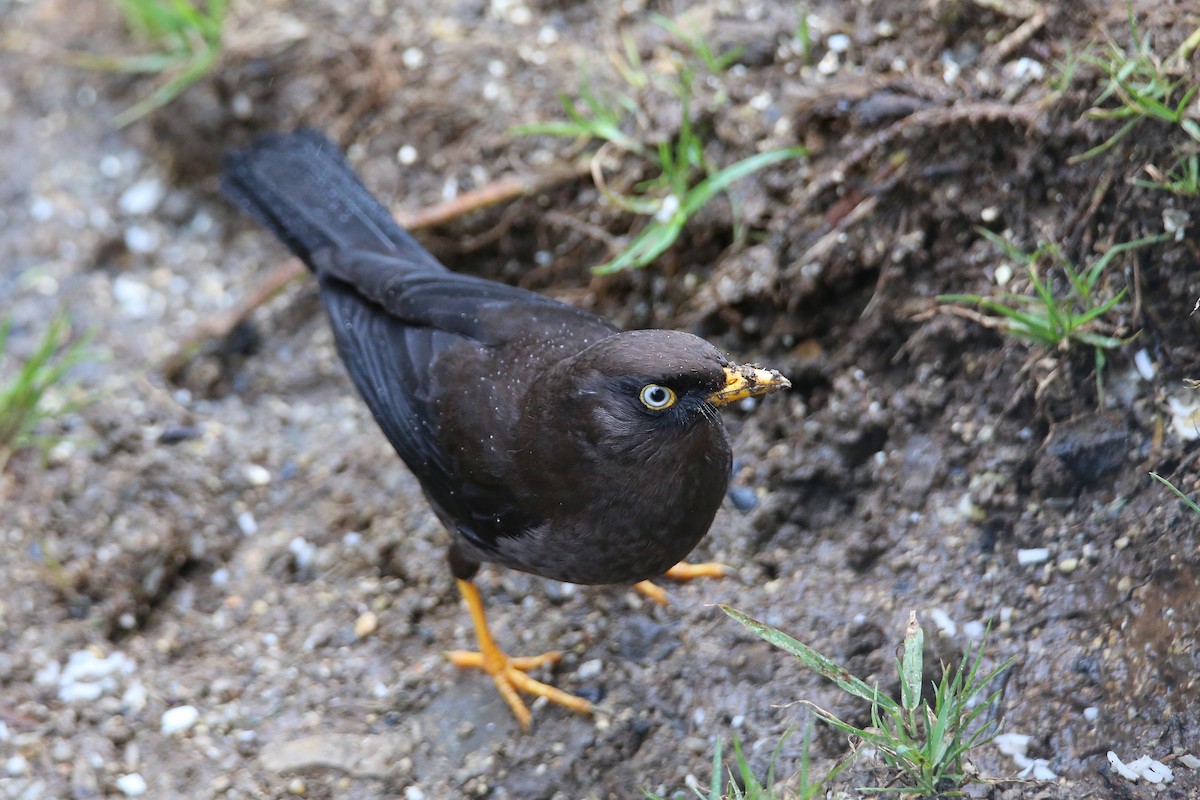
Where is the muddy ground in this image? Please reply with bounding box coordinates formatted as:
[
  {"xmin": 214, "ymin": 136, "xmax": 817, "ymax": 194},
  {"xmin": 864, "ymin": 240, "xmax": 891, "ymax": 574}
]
[{"xmin": 2, "ymin": 0, "xmax": 1199, "ymax": 798}]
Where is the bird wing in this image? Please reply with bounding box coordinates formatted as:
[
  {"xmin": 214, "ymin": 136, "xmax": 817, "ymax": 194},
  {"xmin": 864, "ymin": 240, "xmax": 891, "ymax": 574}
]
[
  {"xmin": 317, "ymin": 268, "xmax": 607, "ymax": 552},
  {"xmin": 223, "ymin": 128, "xmax": 615, "ymax": 550}
]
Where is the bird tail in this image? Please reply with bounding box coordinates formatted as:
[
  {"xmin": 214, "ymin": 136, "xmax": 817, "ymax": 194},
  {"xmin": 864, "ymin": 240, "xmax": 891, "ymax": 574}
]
[{"xmin": 221, "ymin": 128, "xmax": 443, "ymax": 272}]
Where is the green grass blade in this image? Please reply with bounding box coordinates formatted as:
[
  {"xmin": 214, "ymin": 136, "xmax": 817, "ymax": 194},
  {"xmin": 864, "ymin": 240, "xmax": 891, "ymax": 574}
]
[
  {"xmin": 679, "ymin": 147, "xmax": 805, "ymax": 217},
  {"xmin": 721, "ymin": 606, "xmax": 901, "ymax": 713},
  {"xmin": 1068, "ymin": 117, "xmax": 1140, "ymax": 163},
  {"xmin": 708, "ymin": 737, "xmax": 722, "ymax": 800},
  {"xmin": 899, "ymin": 615, "xmax": 923, "ymax": 715},
  {"xmin": 1150, "ymin": 472, "xmax": 1200, "ymax": 515}
]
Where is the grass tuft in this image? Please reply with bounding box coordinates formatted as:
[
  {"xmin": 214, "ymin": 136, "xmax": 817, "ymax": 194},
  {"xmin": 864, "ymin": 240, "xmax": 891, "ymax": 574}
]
[
  {"xmin": 0, "ymin": 315, "xmax": 94, "ymax": 470},
  {"xmin": 723, "ymin": 608, "xmax": 1012, "ymax": 797},
  {"xmin": 643, "ymin": 725, "xmax": 847, "ymax": 800},
  {"xmin": 1068, "ymin": 8, "xmax": 1200, "ymax": 180},
  {"xmin": 1132, "ymin": 152, "xmax": 1200, "ymax": 196},
  {"xmin": 938, "ymin": 228, "xmax": 1168, "ymax": 400},
  {"xmin": 516, "ymin": 15, "xmax": 804, "ymax": 274},
  {"xmin": 74, "ymin": 0, "xmax": 226, "ymax": 127}
]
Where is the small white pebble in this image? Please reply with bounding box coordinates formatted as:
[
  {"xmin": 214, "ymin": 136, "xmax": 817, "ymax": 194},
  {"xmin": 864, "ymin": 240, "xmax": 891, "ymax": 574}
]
[
  {"xmin": 99, "ymin": 154, "xmax": 123, "ymax": 178},
  {"xmin": 354, "ymin": 611, "xmax": 379, "ymax": 639},
  {"xmin": 962, "ymin": 620, "xmax": 985, "ymax": 640},
  {"xmin": 980, "ymin": 206, "xmax": 1000, "ymax": 223},
  {"xmin": 1005, "ymin": 57, "xmax": 1045, "ymax": 81},
  {"xmin": 397, "ymin": 145, "xmax": 418, "ymax": 165},
  {"xmin": 749, "ymin": 92, "xmax": 772, "ymax": 111},
  {"xmin": 577, "ymin": 659, "xmax": 603, "ymax": 680},
  {"xmin": 817, "ymin": 50, "xmax": 840, "ymax": 75},
  {"xmin": 121, "ymin": 682, "xmax": 147, "ymax": 713},
  {"xmin": 241, "ymin": 464, "xmax": 271, "ymax": 486},
  {"xmin": 1178, "ymin": 754, "xmax": 1200, "ymax": 768},
  {"xmin": 655, "ymin": 194, "xmax": 680, "ymax": 223},
  {"xmin": 190, "ymin": 210, "xmax": 213, "ymax": 235},
  {"xmin": 929, "ymin": 608, "xmax": 957, "ymax": 637},
  {"xmin": 994, "ymin": 733, "xmax": 1031, "ymax": 758},
  {"xmin": 941, "ymin": 51, "xmax": 962, "ymax": 84},
  {"xmin": 124, "ymin": 224, "xmax": 159, "ymax": 254},
  {"xmin": 231, "ymin": 93, "xmax": 253, "ymax": 119},
  {"xmin": 1133, "ymin": 349, "xmax": 1156, "ymax": 381},
  {"xmin": 404, "ymin": 788, "xmax": 426, "ymax": 800},
  {"xmin": 119, "ymin": 178, "xmax": 165, "ymax": 215},
  {"xmin": 116, "ymin": 773, "xmax": 148, "ymax": 796},
  {"xmin": 30, "ymin": 196, "xmax": 55, "ymax": 221},
  {"xmin": 1016, "ymin": 547, "xmax": 1050, "ymax": 565},
  {"xmin": 1168, "ymin": 396, "xmax": 1200, "ymax": 441},
  {"xmin": 994, "ymin": 263, "xmax": 1013, "ymax": 286},
  {"xmin": 692, "ymin": 707, "xmax": 706, "ymax": 726},
  {"xmin": 161, "ymin": 705, "xmax": 200, "ymax": 735},
  {"xmin": 1021, "ymin": 759, "xmax": 1058, "ymax": 780},
  {"xmin": 1163, "ymin": 208, "xmax": 1190, "ymax": 240},
  {"xmin": 826, "ymin": 33, "xmax": 851, "ymax": 52},
  {"xmin": 5, "ymin": 755, "xmax": 29, "ymax": 777},
  {"xmin": 289, "ymin": 537, "xmax": 316, "ymax": 570},
  {"xmin": 59, "ymin": 681, "xmax": 104, "ymax": 702},
  {"xmin": 1083, "ymin": 706, "xmax": 1099, "ymax": 722},
  {"xmin": 287, "ymin": 777, "xmax": 307, "ymax": 795},
  {"xmin": 1058, "ymin": 557, "xmax": 1079, "ymax": 574},
  {"xmin": 236, "ymin": 511, "xmax": 258, "ymax": 535},
  {"xmin": 113, "ymin": 275, "xmax": 152, "ymax": 317},
  {"xmin": 401, "ymin": 47, "xmax": 426, "ymax": 69}
]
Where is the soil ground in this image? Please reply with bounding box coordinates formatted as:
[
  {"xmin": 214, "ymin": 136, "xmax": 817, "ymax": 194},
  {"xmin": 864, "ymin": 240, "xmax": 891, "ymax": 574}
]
[{"xmin": 2, "ymin": 1, "xmax": 1199, "ymax": 798}]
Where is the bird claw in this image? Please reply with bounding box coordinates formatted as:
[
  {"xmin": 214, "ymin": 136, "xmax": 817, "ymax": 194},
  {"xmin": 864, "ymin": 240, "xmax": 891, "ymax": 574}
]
[
  {"xmin": 446, "ymin": 647, "xmax": 592, "ymax": 730},
  {"xmin": 634, "ymin": 561, "xmax": 731, "ymax": 605},
  {"xmin": 663, "ymin": 561, "xmax": 730, "ymax": 581},
  {"xmin": 450, "ymin": 578, "xmax": 592, "ymax": 729}
]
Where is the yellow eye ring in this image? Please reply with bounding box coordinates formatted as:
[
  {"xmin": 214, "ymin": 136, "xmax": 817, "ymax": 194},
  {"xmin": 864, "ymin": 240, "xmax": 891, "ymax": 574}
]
[{"xmin": 639, "ymin": 384, "xmax": 677, "ymax": 410}]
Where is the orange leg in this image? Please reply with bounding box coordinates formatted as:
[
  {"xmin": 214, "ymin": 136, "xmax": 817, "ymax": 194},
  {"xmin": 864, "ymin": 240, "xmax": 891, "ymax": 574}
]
[
  {"xmin": 634, "ymin": 561, "xmax": 730, "ymax": 605},
  {"xmin": 445, "ymin": 578, "xmax": 593, "ymax": 729}
]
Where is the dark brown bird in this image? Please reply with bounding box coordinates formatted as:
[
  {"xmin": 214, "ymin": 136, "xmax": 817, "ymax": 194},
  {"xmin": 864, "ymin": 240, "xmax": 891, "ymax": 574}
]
[{"xmin": 222, "ymin": 129, "xmax": 789, "ymax": 727}]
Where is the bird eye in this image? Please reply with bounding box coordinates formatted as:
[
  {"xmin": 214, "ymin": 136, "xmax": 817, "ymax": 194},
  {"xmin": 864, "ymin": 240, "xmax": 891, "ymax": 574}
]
[{"xmin": 639, "ymin": 383, "xmax": 677, "ymax": 410}]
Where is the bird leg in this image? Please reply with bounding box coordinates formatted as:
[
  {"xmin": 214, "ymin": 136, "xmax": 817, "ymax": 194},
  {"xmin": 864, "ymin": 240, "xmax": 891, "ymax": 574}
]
[
  {"xmin": 445, "ymin": 578, "xmax": 593, "ymax": 729},
  {"xmin": 634, "ymin": 561, "xmax": 730, "ymax": 605}
]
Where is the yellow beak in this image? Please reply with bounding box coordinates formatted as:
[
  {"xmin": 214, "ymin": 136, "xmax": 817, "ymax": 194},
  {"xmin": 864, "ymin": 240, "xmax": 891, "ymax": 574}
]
[{"xmin": 707, "ymin": 364, "xmax": 791, "ymax": 406}]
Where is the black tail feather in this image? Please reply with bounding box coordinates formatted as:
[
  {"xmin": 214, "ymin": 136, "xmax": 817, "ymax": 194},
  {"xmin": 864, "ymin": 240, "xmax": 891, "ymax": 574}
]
[{"xmin": 221, "ymin": 128, "xmax": 444, "ymax": 273}]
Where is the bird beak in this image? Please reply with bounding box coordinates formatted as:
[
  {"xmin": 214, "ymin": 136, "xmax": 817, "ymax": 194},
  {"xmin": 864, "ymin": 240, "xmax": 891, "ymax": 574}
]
[{"xmin": 707, "ymin": 364, "xmax": 792, "ymax": 406}]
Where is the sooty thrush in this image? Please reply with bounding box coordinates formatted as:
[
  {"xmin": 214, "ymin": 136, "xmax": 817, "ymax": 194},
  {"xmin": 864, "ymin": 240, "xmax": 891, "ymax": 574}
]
[{"xmin": 222, "ymin": 129, "xmax": 790, "ymax": 728}]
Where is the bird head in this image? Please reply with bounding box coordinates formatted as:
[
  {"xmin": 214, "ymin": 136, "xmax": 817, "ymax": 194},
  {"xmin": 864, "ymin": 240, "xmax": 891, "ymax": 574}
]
[{"xmin": 528, "ymin": 330, "xmax": 791, "ymax": 462}]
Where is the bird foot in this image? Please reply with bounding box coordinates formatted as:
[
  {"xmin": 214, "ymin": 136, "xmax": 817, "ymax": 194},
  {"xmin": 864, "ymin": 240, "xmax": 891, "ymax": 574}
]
[
  {"xmin": 449, "ymin": 578, "xmax": 592, "ymax": 729},
  {"xmin": 446, "ymin": 647, "xmax": 593, "ymax": 729},
  {"xmin": 634, "ymin": 561, "xmax": 731, "ymax": 605}
]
